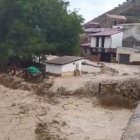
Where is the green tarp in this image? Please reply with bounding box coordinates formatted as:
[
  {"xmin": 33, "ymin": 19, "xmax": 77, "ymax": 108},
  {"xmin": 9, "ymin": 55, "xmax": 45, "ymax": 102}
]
[{"xmin": 27, "ymin": 66, "xmax": 42, "ymax": 74}]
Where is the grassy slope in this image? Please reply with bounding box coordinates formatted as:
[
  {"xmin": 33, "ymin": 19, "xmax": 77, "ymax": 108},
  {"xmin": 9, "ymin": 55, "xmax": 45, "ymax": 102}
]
[{"xmin": 92, "ymin": 1, "xmax": 140, "ymax": 23}]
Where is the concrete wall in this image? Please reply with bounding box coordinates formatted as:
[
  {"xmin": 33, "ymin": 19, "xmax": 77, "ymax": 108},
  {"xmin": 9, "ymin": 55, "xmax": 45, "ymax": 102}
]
[
  {"xmin": 116, "ymin": 47, "xmax": 140, "ymax": 63},
  {"xmin": 46, "ymin": 64, "xmax": 62, "ymax": 75},
  {"xmin": 131, "ymin": 53, "xmax": 140, "ymax": 62},
  {"xmin": 121, "ymin": 103, "xmax": 140, "ymax": 140}
]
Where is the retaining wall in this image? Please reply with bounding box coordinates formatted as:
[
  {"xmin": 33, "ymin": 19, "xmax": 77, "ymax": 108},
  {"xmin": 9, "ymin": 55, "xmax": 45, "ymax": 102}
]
[{"xmin": 121, "ymin": 103, "xmax": 140, "ymax": 140}]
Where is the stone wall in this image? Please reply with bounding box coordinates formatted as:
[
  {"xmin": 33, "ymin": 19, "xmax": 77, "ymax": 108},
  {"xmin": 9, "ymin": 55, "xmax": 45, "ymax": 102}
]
[
  {"xmin": 121, "ymin": 103, "xmax": 140, "ymax": 140},
  {"xmin": 95, "ymin": 14, "xmax": 126, "ymax": 28}
]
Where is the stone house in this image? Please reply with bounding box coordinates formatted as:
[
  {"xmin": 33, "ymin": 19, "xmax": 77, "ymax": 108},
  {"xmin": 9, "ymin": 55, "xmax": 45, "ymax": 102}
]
[
  {"xmin": 84, "ymin": 21, "xmax": 100, "ymax": 29},
  {"xmin": 99, "ymin": 14, "xmax": 127, "ymax": 28}
]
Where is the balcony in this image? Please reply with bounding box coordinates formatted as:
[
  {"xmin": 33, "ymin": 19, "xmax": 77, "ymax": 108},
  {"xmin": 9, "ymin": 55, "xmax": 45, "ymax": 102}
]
[{"xmin": 91, "ymin": 47, "xmax": 117, "ymax": 53}]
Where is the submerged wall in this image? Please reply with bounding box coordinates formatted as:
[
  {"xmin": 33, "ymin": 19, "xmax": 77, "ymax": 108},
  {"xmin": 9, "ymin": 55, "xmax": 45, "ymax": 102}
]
[{"xmin": 121, "ymin": 103, "xmax": 140, "ymax": 140}]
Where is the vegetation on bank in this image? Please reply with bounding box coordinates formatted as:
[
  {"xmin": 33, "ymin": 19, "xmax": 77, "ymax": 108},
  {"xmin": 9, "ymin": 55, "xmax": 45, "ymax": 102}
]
[{"xmin": 0, "ymin": 0, "xmax": 84, "ymax": 70}]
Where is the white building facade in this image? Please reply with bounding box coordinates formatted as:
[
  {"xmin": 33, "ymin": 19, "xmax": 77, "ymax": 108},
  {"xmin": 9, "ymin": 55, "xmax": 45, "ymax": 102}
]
[
  {"xmin": 91, "ymin": 31, "xmax": 123, "ymax": 49},
  {"xmin": 46, "ymin": 56, "xmax": 84, "ymax": 76}
]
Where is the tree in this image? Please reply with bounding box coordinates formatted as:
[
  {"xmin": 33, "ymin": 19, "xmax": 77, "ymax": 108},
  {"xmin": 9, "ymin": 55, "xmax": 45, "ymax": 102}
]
[{"xmin": 0, "ymin": 0, "xmax": 84, "ymax": 68}]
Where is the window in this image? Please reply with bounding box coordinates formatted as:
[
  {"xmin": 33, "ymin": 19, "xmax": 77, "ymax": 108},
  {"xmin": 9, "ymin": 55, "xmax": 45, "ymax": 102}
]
[
  {"xmin": 101, "ymin": 37, "xmax": 105, "ymax": 48},
  {"xmin": 114, "ymin": 20, "xmax": 117, "ymax": 25},
  {"xmin": 84, "ymin": 48, "xmax": 87, "ymax": 54},
  {"xmin": 85, "ymin": 37, "xmax": 88, "ymax": 42},
  {"xmin": 96, "ymin": 37, "xmax": 99, "ymax": 47}
]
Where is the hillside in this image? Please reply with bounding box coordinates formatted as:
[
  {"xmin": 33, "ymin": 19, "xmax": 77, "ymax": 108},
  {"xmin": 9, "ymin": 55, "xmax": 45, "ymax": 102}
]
[{"xmin": 92, "ymin": 0, "xmax": 140, "ymax": 24}]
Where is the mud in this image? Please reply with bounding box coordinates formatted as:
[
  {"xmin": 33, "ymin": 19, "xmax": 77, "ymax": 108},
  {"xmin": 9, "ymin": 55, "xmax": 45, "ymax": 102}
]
[
  {"xmin": 0, "ymin": 62, "xmax": 140, "ymax": 140},
  {"xmin": 0, "ymin": 85, "xmax": 133, "ymax": 140}
]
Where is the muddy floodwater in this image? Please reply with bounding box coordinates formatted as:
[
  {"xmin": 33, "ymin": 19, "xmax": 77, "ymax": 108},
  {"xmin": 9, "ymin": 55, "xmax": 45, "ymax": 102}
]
[{"xmin": 0, "ymin": 85, "xmax": 133, "ymax": 140}]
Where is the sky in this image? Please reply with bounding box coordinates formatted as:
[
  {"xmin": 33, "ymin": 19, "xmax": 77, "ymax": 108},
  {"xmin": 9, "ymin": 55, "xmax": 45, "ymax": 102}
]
[{"xmin": 68, "ymin": 0, "xmax": 126, "ymax": 22}]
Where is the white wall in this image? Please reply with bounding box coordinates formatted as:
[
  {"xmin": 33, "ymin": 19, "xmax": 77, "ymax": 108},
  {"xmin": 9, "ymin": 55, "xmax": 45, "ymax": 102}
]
[
  {"xmin": 46, "ymin": 64, "xmax": 62, "ymax": 75},
  {"xmin": 131, "ymin": 53, "xmax": 140, "ymax": 62},
  {"xmin": 104, "ymin": 37, "xmax": 112, "ymax": 48},
  {"xmin": 91, "ymin": 36, "xmax": 112, "ymax": 48},
  {"xmin": 46, "ymin": 59, "xmax": 84, "ymax": 75},
  {"xmin": 62, "ymin": 60, "xmax": 83, "ymax": 73},
  {"xmin": 111, "ymin": 32, "xmax": 123, "ymax": 48},
  {"xmin": 91, "ymin": 37, "xmax": 96, "ymax": 48},
  {"xmin": 91, "ymin": 34, "xmax": 122, "ymax": 49}
]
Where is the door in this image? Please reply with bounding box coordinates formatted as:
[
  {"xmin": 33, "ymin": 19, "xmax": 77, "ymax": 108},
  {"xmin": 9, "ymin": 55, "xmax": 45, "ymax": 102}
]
[
  {"xmin": 119, "ymin": 54, "xmax": 130, "ymax": 64},
  {"xmin": 100, "ymin": 53, "xmax": 111, "ymax": 62}
]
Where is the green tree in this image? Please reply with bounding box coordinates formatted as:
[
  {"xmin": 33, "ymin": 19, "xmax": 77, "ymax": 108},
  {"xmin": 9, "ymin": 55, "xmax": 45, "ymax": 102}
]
[{"xmin": 0, "ymin": 0, "xmax": 84, "ymax": 68}]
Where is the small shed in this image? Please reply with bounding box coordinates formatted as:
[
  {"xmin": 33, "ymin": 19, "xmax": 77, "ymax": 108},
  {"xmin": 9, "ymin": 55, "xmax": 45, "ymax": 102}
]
[
  {"xmin": 46, "ymin": 56, "xmax": 84, "ymax": 76},
  {"xmin": 116, "ymin": 47, "xmax": 140, "ymax": 64}
]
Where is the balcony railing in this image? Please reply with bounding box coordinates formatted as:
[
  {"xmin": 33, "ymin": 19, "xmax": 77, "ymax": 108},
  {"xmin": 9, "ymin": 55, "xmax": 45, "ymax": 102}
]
[{"xmin": 91, "ymin": 47, "xmax": 116, "ymax": 53}]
